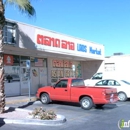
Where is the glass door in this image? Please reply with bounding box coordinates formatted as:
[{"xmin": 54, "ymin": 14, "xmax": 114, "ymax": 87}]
[{"xmin": 20, "ymin": 67, "xmax": 30, "ymax": 95}]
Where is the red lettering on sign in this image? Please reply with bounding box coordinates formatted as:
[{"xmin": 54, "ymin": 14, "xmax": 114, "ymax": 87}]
[
  {"xmin": 69, "ymin": 42, "xmax": 75, "ymax": 50},
  {"xmin": 54, "ymin": 39, "xmax": 60, "ymax": 48},
  {"xmin": 64, "ymin": 60, "xmax": 70, "ymax": 68},
  {"xmin": 61, "ymin": 40, "xmax": 75, "ymax": 50},
  {"xmin": 36, "ymin": 34, "xmax": 75, "ymax": 50},
  {"xmin": 44, "ymin": 36, "xmax": 51, "ymax": 46},
  {"xmin": 52, "ymin": 60, "xmax": 57, "ymax": 67},
  {"xmin": 37, "ymin": 34, "xmax": 43, "ymax": 44},
  {"xmin": 52, "ymin": 60, "xmax": 72, "ymax": 68},
  {"xmin": 52, "ymin": 60, "xmax": 64, "ymax": 68}
]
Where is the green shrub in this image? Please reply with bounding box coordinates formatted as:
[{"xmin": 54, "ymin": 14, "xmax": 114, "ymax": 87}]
[{"xmin": 28, "ymin": 107, "xmax": 57, "ymax": 120}]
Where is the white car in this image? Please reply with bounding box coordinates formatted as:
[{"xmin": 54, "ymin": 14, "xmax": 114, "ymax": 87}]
[{"xmin": 94, "ymin": 79, "xmax": 130, "ymax": 102}]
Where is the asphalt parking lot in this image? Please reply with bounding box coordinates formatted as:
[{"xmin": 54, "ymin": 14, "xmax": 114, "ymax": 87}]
[{"xmin": 3, "ymin": 99, "xmax": 130, "ymax": 130}]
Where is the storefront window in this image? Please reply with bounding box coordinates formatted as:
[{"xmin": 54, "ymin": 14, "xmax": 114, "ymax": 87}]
[
  {"xmin": 30, "ymin": 57, "xmax": 47, "ymax": 67},
  {"xmin": 51, "ymin": 59, "xmax": 82, "ymax": 84},
  {"xmin": 13, "ymin": 55, "xmax": 20, "ymax": 66},
  {"xmin": 105, "ymin": 63, "xmax": 115, "ymax": 71},
  {"xmin": 3, "ymin": 21, "xmax": 16, "ymax": 44},
  {"xmin": 4, "ymin": 54, "xmax": 20, "ymax": 83},
  {"xmin": 20, "ymin": 56, "xmax": 30, "ymax": 67}
]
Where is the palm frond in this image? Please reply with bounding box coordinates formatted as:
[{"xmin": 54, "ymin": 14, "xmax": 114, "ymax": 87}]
[{"xmin": 4, "ymin": 0, "xmax": 36, "ymax": 17}]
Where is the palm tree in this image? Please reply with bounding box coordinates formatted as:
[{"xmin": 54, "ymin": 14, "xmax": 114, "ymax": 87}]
[{"xmin": 0, "ymin": 0, "xmax": 36, "ymax": 113}]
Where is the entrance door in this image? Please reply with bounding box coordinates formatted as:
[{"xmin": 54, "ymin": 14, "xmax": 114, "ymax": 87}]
[
  {"xmin": 20, "ymin": 67, "xmax": 29, "ymax": 95},
  {"xmin": 30, "ymin": 67, "xmax": 39, "ymax": 94},
  {"xmin": 39, "ymin": 67, "xmax": 47, "ymax": 87}
]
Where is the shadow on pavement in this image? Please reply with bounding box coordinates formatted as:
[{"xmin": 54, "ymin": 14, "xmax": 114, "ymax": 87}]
[
  {"xmin": 50, "ymin": 101, "xmax": 81, "ymax": 107},
  {"xmin": 0, "ymin": 118, "xmax": 5, "ymax": 127},
  {"xmin": 50, "ymin": 101, "xmax": 118, "ymax": 110},
  {"xmin": 95, "ymin": 104, "xmax": 118, "ymax": 110},
  {"xmin": 18, "ymin": 101, "xmax": 35, "ymax": 108},
  {"xmin": 4, "ymin": 107, "xmax": 15, "ymax": 113}
]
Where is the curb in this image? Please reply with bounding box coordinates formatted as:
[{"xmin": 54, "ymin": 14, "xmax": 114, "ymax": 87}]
[
  {"xmin": 1, "ymin": 107, "xmax": 66, "ymax": 126},
  {"xmin": 3, "ymin": 115, "xmax": 66, "ymax": 126},
  {"xmin": 6, "ymin": 97, "xmax": 37, "ymax": 105}
]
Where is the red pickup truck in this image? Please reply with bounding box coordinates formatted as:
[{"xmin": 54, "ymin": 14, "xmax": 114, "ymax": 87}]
[{"xmin": 36, "ymin": 78, "xmax": 118, "ymax": 110}]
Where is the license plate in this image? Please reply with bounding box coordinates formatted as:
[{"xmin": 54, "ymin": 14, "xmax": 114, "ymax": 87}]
[{"xmin": 110, "ymin": 94, "xmax": 114, "ymax": 102}]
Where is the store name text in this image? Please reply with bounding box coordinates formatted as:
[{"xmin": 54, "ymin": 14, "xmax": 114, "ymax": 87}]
[
  {"xmin": 37, "ymin": 34, "xmax": 75, "ymax": 50},
  {"xmin": 52, "ymin": 60, "xmax": 72, "ymax": 68},
  {"xmin": 77, "ymin": 44, "xmax": 87, "ymax": 52},
  {"xmin": 77, "ymin": 43, "xmax": 102, "ymax": 55},
  {"xmin": 89, "ymin": 47, "xmax": 101, "ymax": 55}
]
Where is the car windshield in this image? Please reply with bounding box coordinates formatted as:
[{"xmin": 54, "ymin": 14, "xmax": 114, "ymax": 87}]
[
  {"xmin": 92, "ymin": 73, "xmax": 103, "ymax": 79},
  {"xmin": 121, "ymin": 80, "xmax": 130, "ymax": 85}
]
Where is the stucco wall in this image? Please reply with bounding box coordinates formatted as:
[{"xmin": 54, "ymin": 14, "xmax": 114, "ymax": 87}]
[
  {"xmin": 47, "ymin": 57, "xmax": 52, "ymax": 86},
  {"xmin": 17, "ymin": 22, "xmax": 36, "ymax": 50},
  {"xmin": 81, "ymin": 60, "xmax": 104, "ymax": 79}
]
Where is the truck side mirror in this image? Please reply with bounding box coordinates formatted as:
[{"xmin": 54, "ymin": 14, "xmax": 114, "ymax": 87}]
[{"xmin": 53, "ymin": 84, "xmax": 56, "ymax": 88}]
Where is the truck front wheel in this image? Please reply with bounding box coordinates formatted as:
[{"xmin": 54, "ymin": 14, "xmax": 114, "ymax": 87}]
[
  {"xmin": 80, "ymin": 97, "xmax": 93, "ymax": 110},
  {"xmin": 40, "ymin": 93, "xmax": 50, "ymax": 104}
]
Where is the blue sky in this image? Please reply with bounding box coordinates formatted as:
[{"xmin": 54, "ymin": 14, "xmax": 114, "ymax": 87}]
[{"xmin": 4, "ymin": 0, "xmax": 130, "ymax": 56}]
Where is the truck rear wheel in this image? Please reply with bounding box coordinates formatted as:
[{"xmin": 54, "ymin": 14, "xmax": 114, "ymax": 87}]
[
  {"xmin": 40, "ymin": 93, "xmax": 50, "ymax": 104},
  {"xmin": 80, "ymin": 97, "xmax": 93, "ymax": 110}
]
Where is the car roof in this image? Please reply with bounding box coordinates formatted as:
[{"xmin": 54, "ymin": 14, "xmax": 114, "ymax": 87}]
[{"xmin": 97, "ymin": 79, "xmax": 121, "ymax": 81}]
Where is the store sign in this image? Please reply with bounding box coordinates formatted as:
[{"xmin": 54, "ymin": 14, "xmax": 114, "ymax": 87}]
[
  {"xmin": 77, "ymin": 44, "xmax": 87, "ymax": 52},
  {"xmin": 77, "ymin": 43, "xmax": 102, "ymax": 56},
  {"xmin": 51, "ymin": 59, "xmax": 74, "ymax": 78},
  {"xmin": 52, "ymin": 60, "xmax": 72, "ymax": 68},
  {"xmin": 4, "ymin": 55, "xmax": 13, "ymax": 65},
  {"xmin": 51, "ymin": 70, "xmax": 73, "ymax": 78},
  {"xmin": 89, "ymin": 47, "xmax": 101, "ymax": 55},
  {"xmin": 36, "ymin": 34, "xmax": 75, "ymax": 51}
]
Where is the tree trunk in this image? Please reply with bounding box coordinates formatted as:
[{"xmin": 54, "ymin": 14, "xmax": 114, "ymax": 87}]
[{"xmin": 0, "ymin": 0, "xmax": 5, "ymax": 114}]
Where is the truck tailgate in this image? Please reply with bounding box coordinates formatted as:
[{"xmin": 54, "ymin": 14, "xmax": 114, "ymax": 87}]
[{"xmin": 105, "ymin": 88, "xmax": 117, "ymax": 94}]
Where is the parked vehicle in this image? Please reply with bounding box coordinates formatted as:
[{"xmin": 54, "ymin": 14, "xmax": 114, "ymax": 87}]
[
  {"xmin": 36, "ymin": 78, "xmax": 118, "ymax": 110},
  {"xmin": 94, "ymin": 79, "xmax": 130, "ymax": 102},
  {"xmin": 84, "ymin": 71, "xmax": 130, "ymax": 86}
]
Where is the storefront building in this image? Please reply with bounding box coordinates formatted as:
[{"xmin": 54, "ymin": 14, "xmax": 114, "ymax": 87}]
[{"xmin": 3, "ymin": 19, "xmax": 105, "ymax": 96}]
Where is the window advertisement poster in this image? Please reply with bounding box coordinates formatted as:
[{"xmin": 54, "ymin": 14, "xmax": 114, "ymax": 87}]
[
  {"xmin": 4, "ymin": 55, "xmax": 14, "ymax": 65},
  {"xmin": 51, "ymin": 59, "xmax": 82, "ymax": 84},
  {"xmin": 34, "ymin": 58, "xmax": 43, "ymax": 67}
]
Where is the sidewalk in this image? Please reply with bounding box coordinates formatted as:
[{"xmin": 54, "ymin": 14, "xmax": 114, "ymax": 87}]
[{"xmin": 5, "ymin": 95, "xmax": 37, "ymax": 105}]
